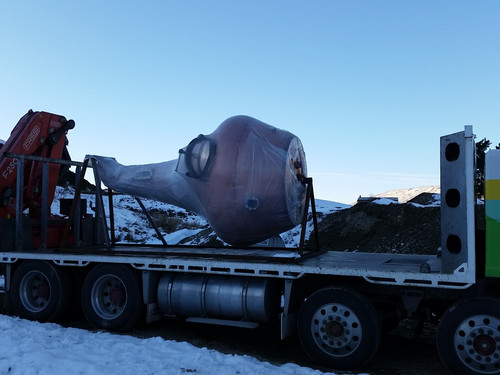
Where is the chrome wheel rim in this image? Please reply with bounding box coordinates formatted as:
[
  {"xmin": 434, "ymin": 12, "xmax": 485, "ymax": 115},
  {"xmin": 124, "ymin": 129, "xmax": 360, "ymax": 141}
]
[
  {"xmin": 19, "ymin": 270, "xmax": 50, "ymax": 312},
  {"xmin": 91, "ymin": 274, "xmax": 127, "ymax": 320},
  {"xmin": 454, "ymin": 314, "xmax": 500, "ymax": 374},
  {"xmin": 311, "ymin": 303, "xmax": 362, "ymax": 357}
]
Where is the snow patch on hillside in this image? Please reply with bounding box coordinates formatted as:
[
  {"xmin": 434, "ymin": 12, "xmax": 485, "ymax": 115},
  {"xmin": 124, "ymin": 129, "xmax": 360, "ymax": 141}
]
[
  {"xmin": 52, "ymin": 187, "xmax": 349, "ymax": 247},
  {"xmin": 374, "ymin": 185, "xmax": 440, "ymax": 203}
]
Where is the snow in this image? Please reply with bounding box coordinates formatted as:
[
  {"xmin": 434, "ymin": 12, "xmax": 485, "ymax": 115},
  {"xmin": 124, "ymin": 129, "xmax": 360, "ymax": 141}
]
[
  {"xmin": 313, "ymin": 199, "xmax": 350, "ymax": 212},
  {"xmin": 374, "ymin": 185, "xmax": 440, "ymax": 203},
  {"xmin": 408, "ymin": 194, "xmax": 441, "ymax": 208},
  {"xmin": 370, "ymin": 192, "xmax": 441, "ymax": 208},
  {"xmin": 53, "ymin": 187, "xmax": 211, "ymax": 245},
  {"xmin": 162, "ymin": 227, "xmax": 205, "ymax": 244},
  {"xmin": 372, "ymin": 198, "xmax": 398, "ymax": 206},
  {"xmin": 0, "ymin": 314, "xmax": 358, "ymax": 375}
]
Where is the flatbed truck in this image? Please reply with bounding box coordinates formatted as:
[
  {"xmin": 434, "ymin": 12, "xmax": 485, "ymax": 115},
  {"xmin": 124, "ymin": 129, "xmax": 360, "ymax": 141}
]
[{"xmin": 1, "ymin": 111, "xmax": 499, "ymax": 375}]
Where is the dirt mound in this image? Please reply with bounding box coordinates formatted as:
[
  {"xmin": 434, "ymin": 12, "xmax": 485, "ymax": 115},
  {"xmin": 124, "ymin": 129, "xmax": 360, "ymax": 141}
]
[{"xmin": 312, "ymin": 194, "xmax": 441, "ymax": 255}]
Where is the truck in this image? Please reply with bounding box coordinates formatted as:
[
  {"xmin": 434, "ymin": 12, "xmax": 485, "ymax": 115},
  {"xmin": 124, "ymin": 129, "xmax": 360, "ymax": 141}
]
[{"xmin": 1, "ymin": 110, "xmax": 499, "ymax": 375}]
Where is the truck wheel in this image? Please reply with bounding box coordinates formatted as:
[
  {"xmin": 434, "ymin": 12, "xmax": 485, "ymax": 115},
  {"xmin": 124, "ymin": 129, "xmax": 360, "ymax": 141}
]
[
  {"xmin": 297, "ymin": 287, "xmax": 381, "ymax": 370},
  {"xmin": 11, "ymin": 260, "xmax": 71, "ymax": 322},
  {"xmin": 437, "ymin": 297, "xmax": 500, "ymax": 375},
  {"xmin": 81, "ymin": 264, "xmax": 144, "ymax": 331}
]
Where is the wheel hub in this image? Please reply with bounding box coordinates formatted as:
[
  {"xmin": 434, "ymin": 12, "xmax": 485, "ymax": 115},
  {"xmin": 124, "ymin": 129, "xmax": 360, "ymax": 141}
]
[
  {"xmin": 474, "ymin": 334, "xmax": 496, "ymax": 356},
  {"xmin": 311, "ymin": 303, "xmax": 362, "ymax": 357},
  {"xmin": 454, "ymin": 314, "xmax": 500, "ymax": 373},
  {"xmin": 109, "ymin": 286, "xmax": 124, "ymax": 305},
  {"xmin": 20, "ymin": 271, "xmax": 50, "ymax": 312},
  {"xmin": 91, "ymin": 275, "xmax": 127, "ymax": 319},
  {"xmin": 35, "ymin": 280, "xmax": 50, "ymax": 300},
  {"xmin": 326, "ymin": 320, "xmax": 344, "ymax": 338}
]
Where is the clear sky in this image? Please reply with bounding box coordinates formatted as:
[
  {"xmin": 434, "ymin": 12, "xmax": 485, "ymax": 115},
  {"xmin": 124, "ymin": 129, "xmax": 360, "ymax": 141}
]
[{"xmin": 1, "ymin": 1, "xmax": 499, "ymax": 204}]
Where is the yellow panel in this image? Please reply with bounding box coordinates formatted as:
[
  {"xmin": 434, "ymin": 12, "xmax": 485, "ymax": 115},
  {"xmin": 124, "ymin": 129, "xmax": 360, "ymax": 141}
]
[{"xmin": 486, "ymin": 179, "xmax": 500, "ymax": 200}]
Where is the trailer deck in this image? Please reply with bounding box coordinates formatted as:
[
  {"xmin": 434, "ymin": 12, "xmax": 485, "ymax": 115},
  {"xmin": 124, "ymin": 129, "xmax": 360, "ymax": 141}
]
[{"xmin": 0, "ymin": 244, "xmax": 474, "ymax": 289}]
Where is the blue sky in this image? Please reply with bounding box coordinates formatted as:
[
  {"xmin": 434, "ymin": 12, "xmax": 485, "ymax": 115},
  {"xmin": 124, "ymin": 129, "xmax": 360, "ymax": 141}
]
[{"xmin": 1, "ymin": 1, "xmax": 499, "ymax": 204}]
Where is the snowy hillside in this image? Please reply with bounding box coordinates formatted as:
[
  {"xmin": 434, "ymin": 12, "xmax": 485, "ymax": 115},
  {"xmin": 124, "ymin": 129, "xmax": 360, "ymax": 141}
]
[
  {"xmin": 373, "ymin": 185, "xmax": 440, "ymax": 203},
  {"xmin": 52, "ymin": 186, "xmax": 349, "ymax": 247}
]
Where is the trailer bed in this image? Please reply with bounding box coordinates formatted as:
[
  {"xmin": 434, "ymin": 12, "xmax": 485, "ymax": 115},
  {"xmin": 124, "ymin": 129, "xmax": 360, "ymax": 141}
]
[{"xmin": 0, "ymin": 245, "xmax": 474, "ymax": 289}]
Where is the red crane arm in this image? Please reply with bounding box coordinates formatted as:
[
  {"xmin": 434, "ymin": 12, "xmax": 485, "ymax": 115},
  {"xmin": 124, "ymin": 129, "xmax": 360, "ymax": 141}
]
[{"xmin": 0, "ymin": 110, "xmax": 74, "ymax": 218}]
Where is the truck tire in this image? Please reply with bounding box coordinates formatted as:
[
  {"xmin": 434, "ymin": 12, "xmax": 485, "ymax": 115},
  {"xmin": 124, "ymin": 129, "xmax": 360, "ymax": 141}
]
[
  {"xmin": 297, "ymin": 287, "xmax": 381, "ymax": 370},
  {"xmin": 81, "ymin": 264, "xmax": 144, "ymax": 331},
  {"xmin": 10, "ymin": 260, "xmax": 71, "ymax": 322},
  {"xmin": 437, "ymin": 297, "xmax": 500, "ymax": 375}
]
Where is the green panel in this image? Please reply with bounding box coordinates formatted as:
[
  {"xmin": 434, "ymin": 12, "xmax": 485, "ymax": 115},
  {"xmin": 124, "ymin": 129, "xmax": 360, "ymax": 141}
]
[{"xmin": 486, "ymin": 216, "xmax": 500, "ymax": 277}]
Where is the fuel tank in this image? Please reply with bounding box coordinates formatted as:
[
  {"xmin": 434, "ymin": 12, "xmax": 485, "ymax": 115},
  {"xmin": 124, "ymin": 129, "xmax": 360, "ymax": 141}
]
[
  {"xmin": 91, "ymin": 115, "xmax": 307, "ymax": 246},
  {"xmin": 157, "ymin": 273, "xmax": 280, "ymax": 322}
]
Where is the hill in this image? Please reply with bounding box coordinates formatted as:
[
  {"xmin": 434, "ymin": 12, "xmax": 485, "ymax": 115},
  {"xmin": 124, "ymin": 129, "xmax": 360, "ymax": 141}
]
[
  {"xmin": 373, "ymin": 185, "xmax": 440, "ymax": 203},
  {"xmin": 311, "ymin": 193, "xmax": 440, "ymax": 254}
]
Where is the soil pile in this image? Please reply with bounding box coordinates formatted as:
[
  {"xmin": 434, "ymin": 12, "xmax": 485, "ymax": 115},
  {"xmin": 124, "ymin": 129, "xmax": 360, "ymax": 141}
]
[{"xmin": 312, "ymin": 193, "xmax": 441, "ymax": 255}]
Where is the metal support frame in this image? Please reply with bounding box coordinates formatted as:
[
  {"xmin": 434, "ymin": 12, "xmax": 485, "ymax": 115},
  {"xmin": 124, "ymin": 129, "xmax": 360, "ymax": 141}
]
[
  {"xmin": 104, "ymin": 176, "xmax": 323, "ymax": 261},
  {"xmin": 7, "ymin": 151, "xmax": 324, "ymax": 260},
  {"xmin": 281, "ymin": 279, "xmax": 297, "ymax": 339},
  {"xmin": 108, "ymin": 189, "xmax": 116, "ymax": 244},
  {"xmin": 95, "ymin": 174, "xmax": 324, "ymax": 264},
  {"xmin": 440, "ymin": 126, "xmax": 476, "ymax": 276},
  {"xmin": 61, "ymin": 158, "xmax": 89, "ymax": 248},
  {"xmin": 135, "ymin": 197, "xmax": 169, "ymax": 247},
  {"xmin": 90, "ymin": 158, "xmax": 111, "ymax": 251},
  {"xmin": 142, "ymin": 270, "xmax": 163, "ymax": 324},
  {"xmin": 73, "ymin": 165, "xmax": 83, "ymax": 247},
  {"xmin": 298, "ymin": 177, "xmax": 320, "ymax": 255},
  {"xmin": 6, "ymin": 152, "xmax": 87, "ymax": 251}
]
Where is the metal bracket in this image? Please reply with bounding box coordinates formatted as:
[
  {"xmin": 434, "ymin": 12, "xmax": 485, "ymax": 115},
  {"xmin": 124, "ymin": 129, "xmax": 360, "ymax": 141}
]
[{"xmin": 401, "ymin": 289, "xmax": 425, "ymax": 316}]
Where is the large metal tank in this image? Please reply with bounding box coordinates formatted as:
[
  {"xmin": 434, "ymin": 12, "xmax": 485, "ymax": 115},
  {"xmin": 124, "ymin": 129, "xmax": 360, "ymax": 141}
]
[{"xmin": 91, "ymin": 115, "xmax": 307, "ymax": 246}]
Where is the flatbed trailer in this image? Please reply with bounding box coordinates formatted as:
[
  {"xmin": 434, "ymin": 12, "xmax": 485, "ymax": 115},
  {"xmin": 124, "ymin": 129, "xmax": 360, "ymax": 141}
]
[
  {"xmin": 1, "ymin": 120, "xmax": 500, "ymax": 375},
  {"xmin": 0, "ymin": 245, "xmax": 476, "ymax": 289}
]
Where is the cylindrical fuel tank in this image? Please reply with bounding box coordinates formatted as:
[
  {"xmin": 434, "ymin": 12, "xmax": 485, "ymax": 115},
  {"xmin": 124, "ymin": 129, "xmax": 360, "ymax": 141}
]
[{"xmin": 157, "ymin": 273, "xmax": 280, "ymax": 323}]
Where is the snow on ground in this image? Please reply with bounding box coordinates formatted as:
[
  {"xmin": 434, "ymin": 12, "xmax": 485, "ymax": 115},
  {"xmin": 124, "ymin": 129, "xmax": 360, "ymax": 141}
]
[{"xmin": 0, "ymin": 314, "xmax": 360, "ymax": 375}]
